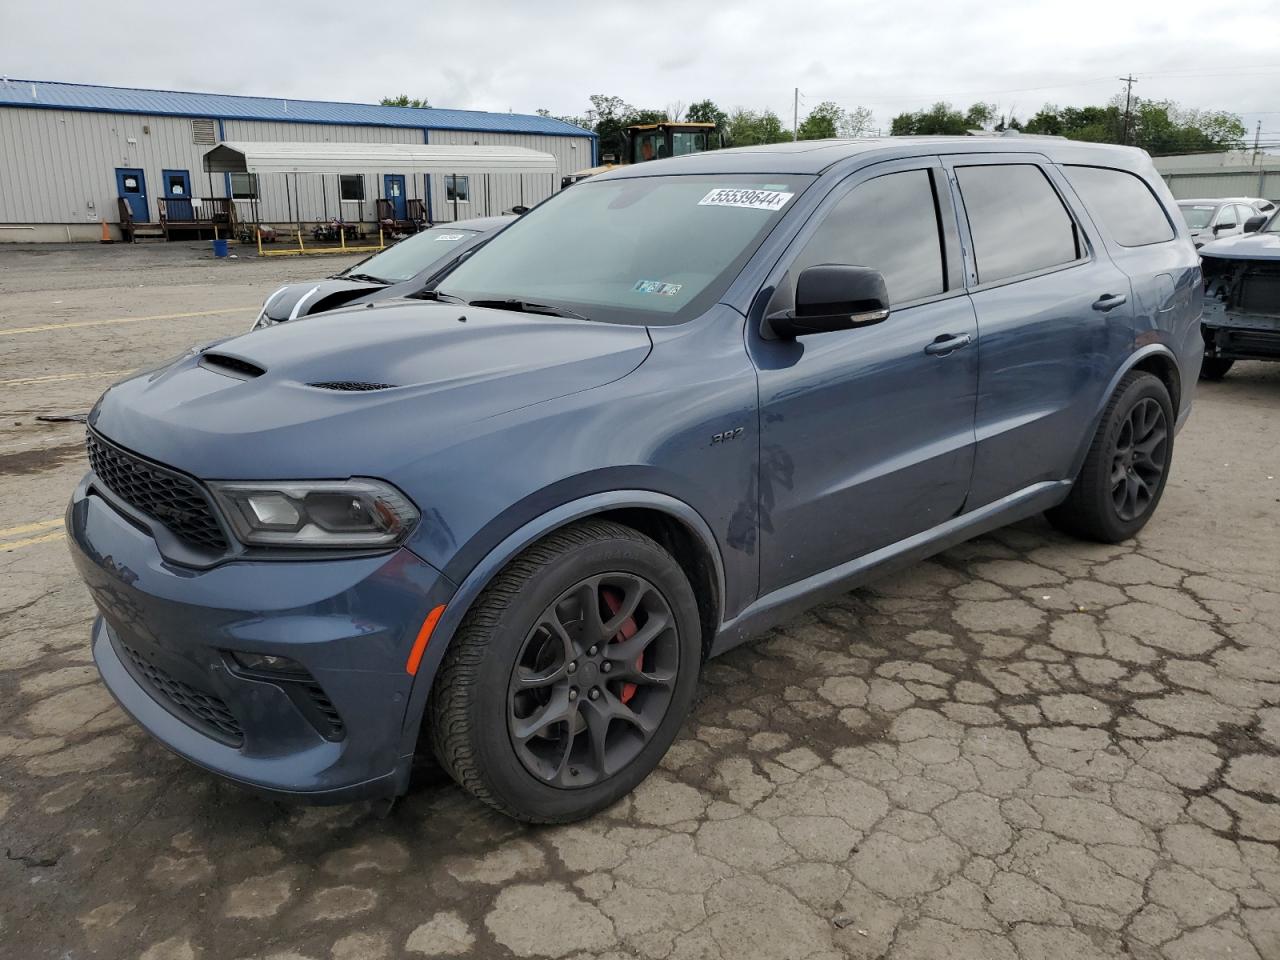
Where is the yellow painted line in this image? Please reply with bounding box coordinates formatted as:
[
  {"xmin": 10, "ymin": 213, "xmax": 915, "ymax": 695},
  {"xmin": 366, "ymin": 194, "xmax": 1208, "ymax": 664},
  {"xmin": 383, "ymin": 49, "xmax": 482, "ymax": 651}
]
[
  {"xmin": 1, "ymin": 370, "xmax": 132, "ymax": 387},
  {"xmin": 0, "ymin": 518, "xmax": 63, "ymax": 539},
  {"xmin": 0, "ymin": 307, "xmax": 257, "ymax": 337},
  {"xmin": 2, "ymin": 530, "xmax": 66, "ymax": 551}
]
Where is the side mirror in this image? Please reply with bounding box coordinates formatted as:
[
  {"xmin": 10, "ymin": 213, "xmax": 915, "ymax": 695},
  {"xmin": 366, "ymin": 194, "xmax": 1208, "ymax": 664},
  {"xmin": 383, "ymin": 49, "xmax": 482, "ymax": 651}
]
[
  {"xmin": 511, "ymin": 205, "xmax": 530, "ymax": 215},
  {"xmin": 1214, "ymin": 221, "xmax": 1235, "ymax": 233},
  {"xmin": 1244, "ymin": 215, "xmax": 1267, "ymax": 234},
  {"xmin": 764, "ymin": 264, "xmax": 890, "ymax": 339}
]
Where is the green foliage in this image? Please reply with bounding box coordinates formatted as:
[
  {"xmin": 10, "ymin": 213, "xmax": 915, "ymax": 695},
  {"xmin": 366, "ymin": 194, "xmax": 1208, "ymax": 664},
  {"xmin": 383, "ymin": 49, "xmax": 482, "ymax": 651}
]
[
  {"xmin": 686, "ymin": 99, "xmax": 729, "ymax": 130},
  {"xmin": 797, "ymin": 101, "xmax": 843, "ymax": 140},
  {"xmin": 725, "ymin": 108, "xmax": 791, "ymax": 147},
  {"xmin": 1022, "ymin": 96, "xmax": 1245, "ymax": 154},
  {"xmin": 889, "ymin": 102, "xmax": 973, "ymax": 136},
  {"xmin": 380, "ymin": 94, "xmax": 430, "ymax": 108}
]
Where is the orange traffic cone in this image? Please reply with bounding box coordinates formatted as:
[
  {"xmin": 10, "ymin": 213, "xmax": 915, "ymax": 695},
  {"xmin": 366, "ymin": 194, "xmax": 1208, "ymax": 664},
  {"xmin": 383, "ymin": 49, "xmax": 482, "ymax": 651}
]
[{"xmin": 99, "ymin": 219, "xmax": 113, "ymax": 244}]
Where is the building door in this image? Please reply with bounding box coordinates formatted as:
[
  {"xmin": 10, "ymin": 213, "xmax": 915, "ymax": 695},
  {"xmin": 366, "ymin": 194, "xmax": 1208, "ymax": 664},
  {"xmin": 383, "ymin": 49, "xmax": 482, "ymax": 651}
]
[
  {"xmin": 115, "ymin": 168, "xmax": 149, "ymax": 222},
  {"xmin": 384, "ymin": 175, "xmax": 407, "ymax": 219},
  {"xmin": 162, "ymin": 169, "xmax": 193, "ymax": 221}
]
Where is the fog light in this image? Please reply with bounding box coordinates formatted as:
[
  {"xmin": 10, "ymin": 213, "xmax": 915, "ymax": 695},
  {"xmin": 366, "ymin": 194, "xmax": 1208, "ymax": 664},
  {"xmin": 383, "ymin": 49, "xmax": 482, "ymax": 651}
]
[{"xmin": 230, "ymin": 651, "xmax": 308, "ymax": 677}]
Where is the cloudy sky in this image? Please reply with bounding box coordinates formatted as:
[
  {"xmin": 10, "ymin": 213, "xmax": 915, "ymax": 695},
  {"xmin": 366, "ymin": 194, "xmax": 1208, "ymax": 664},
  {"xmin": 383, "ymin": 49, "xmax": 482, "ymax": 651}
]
[{"xmin": 4, "ymin": 0, "xmax": 1278, "ymax": 139}]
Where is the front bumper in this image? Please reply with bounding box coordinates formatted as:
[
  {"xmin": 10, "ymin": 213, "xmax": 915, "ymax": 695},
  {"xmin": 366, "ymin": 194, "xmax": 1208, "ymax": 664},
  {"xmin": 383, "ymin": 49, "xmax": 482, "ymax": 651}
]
[{"xmin": 67, "ymin": 474, "xmax": 454, "ymax": 802}]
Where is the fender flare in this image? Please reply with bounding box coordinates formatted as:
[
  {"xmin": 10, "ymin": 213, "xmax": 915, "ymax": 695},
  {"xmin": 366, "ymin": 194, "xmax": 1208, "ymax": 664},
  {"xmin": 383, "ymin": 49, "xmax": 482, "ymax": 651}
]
[
  {"xmin": 395, "ymin": 489, "xmax": 727, "ymax": 758},
  {"xmin": 1067, "ymin": 343, "xmax": 1182, "ymax": 479}
]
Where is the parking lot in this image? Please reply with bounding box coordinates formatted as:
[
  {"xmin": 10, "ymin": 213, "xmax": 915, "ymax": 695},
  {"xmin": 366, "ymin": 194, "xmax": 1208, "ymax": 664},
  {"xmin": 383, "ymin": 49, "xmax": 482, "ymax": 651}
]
[{"xmin": 1, "ymin": 242, "xmax": 1279, "ymax": 960}]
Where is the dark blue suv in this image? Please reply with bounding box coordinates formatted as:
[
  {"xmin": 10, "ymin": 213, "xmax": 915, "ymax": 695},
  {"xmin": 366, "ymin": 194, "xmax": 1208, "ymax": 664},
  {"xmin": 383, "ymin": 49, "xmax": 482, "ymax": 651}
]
[{"xmin": 68, "ymin": 137, "xmax": 1201, "ymax": 822}]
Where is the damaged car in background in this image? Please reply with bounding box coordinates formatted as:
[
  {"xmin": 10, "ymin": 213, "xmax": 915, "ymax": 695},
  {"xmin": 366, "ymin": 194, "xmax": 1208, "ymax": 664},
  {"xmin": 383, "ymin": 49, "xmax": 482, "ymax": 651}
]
[
  {"xmin": 252, "ymin": 215, "xmax": 515, "ymax": 330},
  {"xmin": 1197, "ymin": 209, "xmax": 1280, "ymax": 380}
]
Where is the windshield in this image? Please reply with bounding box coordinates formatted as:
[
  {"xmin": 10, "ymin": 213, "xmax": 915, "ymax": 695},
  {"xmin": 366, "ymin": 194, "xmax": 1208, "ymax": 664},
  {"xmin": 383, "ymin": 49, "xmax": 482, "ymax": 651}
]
[
  {"xmin": 1178, "ymin": 204, "xmax": 1217, "ymax": 230},
  {"xmin": 439, "ymin": 174, "xmax": 813, "ymax": 325},
  {"xmin": 339, "ymin": 226, "xmax": 481, "ymax": 282},
  {"xmin": 1265, "ymin": 210, "xmax": 1280, "ymax": 234}
]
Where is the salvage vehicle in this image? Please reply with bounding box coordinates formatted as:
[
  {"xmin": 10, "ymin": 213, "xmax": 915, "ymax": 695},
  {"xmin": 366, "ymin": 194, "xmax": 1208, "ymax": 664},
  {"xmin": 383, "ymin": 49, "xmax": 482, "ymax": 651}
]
[
  {"xmin": 69, "ymin": 137, "xmax": 1200, "ymax": 823},
  {"xmin": 1176, "ymin": 197, "xmax": 1273, "ymax": 249},
  {"xmin": 253, "ymin": 215, "xmax": 514, "ymax": 330},
  {"xmin": 1197, "ymin": 210, "xmax": 1280, "ymax": 379}
]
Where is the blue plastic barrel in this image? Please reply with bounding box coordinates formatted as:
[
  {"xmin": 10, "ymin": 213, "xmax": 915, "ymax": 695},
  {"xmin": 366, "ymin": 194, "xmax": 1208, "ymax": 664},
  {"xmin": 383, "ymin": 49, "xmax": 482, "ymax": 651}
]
[{"xmin": 211, "ymin": 238, "xmax": 229, "ymax": 258}]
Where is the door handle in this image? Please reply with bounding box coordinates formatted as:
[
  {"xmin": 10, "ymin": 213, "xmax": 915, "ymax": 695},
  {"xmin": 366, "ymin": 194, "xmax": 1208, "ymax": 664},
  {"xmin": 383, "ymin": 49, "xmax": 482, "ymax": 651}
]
[
  {"xmin": 924, "ymin": 333, "xmax": 973, "ymax": 357},
  {"xmin": 1092, "ymin": 293, "xmax": 1127, "ymax": 312}
]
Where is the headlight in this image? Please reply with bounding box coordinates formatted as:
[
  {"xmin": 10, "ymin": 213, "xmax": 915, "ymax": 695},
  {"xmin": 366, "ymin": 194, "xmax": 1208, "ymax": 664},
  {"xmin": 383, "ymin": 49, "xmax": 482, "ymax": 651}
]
[
  {"xmin": 209, "ymin": 478, "xmax": 419, "ymax": 548},
  {"xmin": 252, "ymin": 286, "xmax": 291, "ymax": 331}
]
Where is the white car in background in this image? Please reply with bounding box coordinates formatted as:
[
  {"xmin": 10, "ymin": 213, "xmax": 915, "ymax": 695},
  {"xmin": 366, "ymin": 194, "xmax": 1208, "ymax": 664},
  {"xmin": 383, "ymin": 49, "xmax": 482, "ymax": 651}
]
[{"xmin": 1177, "ymin": 197, "xmax": 1275, "ymax": 249}]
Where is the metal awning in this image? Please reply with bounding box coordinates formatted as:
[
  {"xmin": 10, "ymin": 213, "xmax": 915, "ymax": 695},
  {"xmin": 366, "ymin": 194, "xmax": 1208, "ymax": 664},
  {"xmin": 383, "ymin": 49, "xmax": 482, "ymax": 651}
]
[{"xmin": 203, "ymin": 141, "xmax": 557, "ymax": 176}]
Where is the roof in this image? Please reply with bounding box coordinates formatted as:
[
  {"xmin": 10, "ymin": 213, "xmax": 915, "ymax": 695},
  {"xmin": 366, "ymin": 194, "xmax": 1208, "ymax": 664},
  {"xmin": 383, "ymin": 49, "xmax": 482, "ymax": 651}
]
[
  {"xmin": 203, "ymin": 142, "xmax": 557, "ymax": 176},
  {"xmin": 600, "ymin": 136, "xmax": 1152, "ymax": 179},
  {"xmin": 0, "ymin": 78, "xmax": 595, "ymax": 140}
]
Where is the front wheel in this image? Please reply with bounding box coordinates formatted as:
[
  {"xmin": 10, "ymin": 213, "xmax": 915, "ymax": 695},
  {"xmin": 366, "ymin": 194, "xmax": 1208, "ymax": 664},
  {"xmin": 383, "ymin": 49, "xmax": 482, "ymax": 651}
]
[
  {"xmin": 1199, "ymin": 357, "xmax": 1234, "ymax": 381},
  {"xmin": 1046, "ymin": 371, "xmax": 1174, "ymax": 543},
  {"xmin": 429, "ymin": 520, "xmax": 702, "ymax": 823}
]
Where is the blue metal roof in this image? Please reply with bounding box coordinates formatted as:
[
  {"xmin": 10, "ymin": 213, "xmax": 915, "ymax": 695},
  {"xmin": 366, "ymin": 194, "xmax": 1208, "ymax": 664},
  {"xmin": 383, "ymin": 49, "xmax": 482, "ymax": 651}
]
[{"xmin": 0, "ymin": 79, "xmax": 595, "ymax": 140}]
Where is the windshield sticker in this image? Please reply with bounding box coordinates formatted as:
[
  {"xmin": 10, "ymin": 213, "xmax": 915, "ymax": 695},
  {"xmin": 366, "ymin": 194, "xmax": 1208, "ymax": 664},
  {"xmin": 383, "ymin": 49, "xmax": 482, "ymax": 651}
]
[
  {"xmin": 434, "ymin": 233, "xmax": 467, "ymax": 241},
  {"xmin": 633, "ymin": 280, "xmax": 683, "ymax": 297},
  {"xmin": 699, "ymin": 187, "xmax": 794, "ymax": 211}
]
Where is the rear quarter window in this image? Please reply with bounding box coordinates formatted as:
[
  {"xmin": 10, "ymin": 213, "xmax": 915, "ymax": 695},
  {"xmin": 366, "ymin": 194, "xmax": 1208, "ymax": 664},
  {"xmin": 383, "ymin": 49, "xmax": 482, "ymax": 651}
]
[{"xmin": 1063, "ymin": 166, "xmax": 1175, "ymax": 247}]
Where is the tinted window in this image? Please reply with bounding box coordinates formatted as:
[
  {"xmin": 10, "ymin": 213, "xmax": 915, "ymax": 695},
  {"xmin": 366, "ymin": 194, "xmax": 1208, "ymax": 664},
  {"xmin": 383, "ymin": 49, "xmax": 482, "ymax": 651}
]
[
  {"xmin": 1064, "ymin": 166, "xmax": 1174, "ymax": 247},
  {"xmin": 793, "ymin": 169, "xmax": 945, "ymax": 304},
  {"xmin": 956, "ymin": 164, "xmax": 1079, "ymax": 283}
]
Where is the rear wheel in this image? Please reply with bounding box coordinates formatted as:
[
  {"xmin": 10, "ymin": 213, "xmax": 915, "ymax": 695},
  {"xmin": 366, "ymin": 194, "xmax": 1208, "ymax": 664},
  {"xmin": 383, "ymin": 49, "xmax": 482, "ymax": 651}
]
[
  {"xmin": 1199, "ymin": 357, "xmax": 1234, "ymax": 381},
  {"xmin": 429, "ymin": 520, "xmax": 701, "ymax": 823},
  {"xmin": 1046, "ymin": 371, "xmax": 1174, "ymax": 543}
]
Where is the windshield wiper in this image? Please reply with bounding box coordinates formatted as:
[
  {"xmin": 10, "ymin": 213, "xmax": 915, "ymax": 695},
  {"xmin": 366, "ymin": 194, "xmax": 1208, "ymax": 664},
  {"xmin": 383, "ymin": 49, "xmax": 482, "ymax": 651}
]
[
  {"xmin": 409, "ymin": 289, "xmax": 466, "ymax": 303},
  {"xmin": 343, "ymin": 272, "xmax": 389, "ymax": 284},
  {"xmin": 468, "ymin": 298, "xmax": 591, "ymax": 321}
]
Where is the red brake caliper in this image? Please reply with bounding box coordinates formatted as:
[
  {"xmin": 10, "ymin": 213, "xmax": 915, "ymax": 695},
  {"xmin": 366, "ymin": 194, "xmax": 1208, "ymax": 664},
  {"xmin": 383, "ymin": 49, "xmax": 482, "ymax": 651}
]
[{"xmin": 601, "ymin": 588, "xmax": 641, "ymax": 704}]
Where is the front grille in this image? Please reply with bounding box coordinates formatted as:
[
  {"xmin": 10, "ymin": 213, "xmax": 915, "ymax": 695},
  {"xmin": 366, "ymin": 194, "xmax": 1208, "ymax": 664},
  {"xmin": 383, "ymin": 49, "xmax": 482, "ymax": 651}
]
[
  {"xmin": 87, "ymin": 431, "xmax": 228, "ymax": 552},
  {"xmin": 304, "ymin": 684, "xmax": 346, "ymax": 740},
  {"xmin": 121, "ymin": 643, "xmax": 244, "ymax": 745},
  {"xmin": 308, "ymin": 381, "xmax": 397, "ymax": 392}
]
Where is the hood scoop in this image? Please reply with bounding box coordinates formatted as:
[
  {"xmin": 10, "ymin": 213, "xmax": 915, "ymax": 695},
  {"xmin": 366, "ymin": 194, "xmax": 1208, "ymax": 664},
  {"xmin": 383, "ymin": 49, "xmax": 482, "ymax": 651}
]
[
  {"xmin": 308, "ymin": 380, "xmax": 398, "ymax": 392},
  {"xmin": 201, "ymin": 353, "xmax": 265, "ymax": 379}
]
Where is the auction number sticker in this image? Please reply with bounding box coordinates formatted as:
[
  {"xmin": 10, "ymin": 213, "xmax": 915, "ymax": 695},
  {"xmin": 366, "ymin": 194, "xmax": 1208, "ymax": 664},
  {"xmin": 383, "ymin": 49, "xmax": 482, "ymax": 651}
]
[
  {"xmin": 698, "ymin": 187, "xmax": 793, "ymax": 211},
  {"xmin": 633, "ymin": 280, "xmax": 683, "ymax": 296},
  {"xmin": 434, "ymin": 233, "xmax": 467, "ymax": 241}
]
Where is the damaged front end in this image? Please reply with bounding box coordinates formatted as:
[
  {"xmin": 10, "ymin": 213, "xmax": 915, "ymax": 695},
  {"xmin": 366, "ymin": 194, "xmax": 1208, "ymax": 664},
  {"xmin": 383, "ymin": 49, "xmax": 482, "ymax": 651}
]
[{"xmin": 1201, "ymin": 254, "xmax": 1280, "ymax": 364}]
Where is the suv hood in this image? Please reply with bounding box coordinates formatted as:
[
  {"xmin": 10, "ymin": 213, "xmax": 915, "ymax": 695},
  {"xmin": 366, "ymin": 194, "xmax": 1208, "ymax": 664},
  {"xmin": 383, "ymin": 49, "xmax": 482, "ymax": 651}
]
[
  {"xmin": 91, "ymin": 301, "xmax": 652, "ymax": 479},
  {"xmin": 262, "ymin": 278, "xmax": 383, "ymax": 321},
  {"xmin": 1198, "ymin": 232, "xmax": 1280, "ymax": 262}
]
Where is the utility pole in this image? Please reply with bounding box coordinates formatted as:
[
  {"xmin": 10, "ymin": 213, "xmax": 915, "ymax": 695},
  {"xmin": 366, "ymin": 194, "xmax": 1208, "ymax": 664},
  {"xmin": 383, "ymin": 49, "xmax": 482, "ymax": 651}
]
[
  {"xmin": 1253, "ymin": 120, "xmax": 1262, "ymax": 161},
  {"xmin": 1119, "ymin": 74, "xmax": 1138, "ymax": 146},
  {"xmin": 793, "ymin": 88, "xmax": 800, "ymax": 141}
]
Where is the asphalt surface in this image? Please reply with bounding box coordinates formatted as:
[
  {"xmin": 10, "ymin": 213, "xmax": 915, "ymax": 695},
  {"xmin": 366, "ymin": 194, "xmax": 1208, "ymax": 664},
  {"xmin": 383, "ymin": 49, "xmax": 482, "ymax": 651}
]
[{"xmin": 1, "ymin": 242, "xmax": 1279, "ymax": 960}]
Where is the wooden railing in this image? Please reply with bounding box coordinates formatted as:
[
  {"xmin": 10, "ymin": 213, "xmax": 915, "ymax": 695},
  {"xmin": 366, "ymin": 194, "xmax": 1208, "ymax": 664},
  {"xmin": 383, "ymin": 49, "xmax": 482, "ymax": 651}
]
[{"xmin": 158, "ymin": 197, "xmax": 234, "ymax": 229}]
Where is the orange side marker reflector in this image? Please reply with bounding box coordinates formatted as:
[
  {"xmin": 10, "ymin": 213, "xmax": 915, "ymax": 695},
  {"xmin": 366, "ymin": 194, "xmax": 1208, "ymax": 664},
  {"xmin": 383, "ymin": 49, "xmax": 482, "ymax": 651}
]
[{"xmin": 406, "ymin": 604, "xmax": 446, "ymax": 676}]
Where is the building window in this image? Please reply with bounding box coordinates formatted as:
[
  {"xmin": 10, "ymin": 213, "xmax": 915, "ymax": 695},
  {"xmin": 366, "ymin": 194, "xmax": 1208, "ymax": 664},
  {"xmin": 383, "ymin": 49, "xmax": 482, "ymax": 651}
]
[
  {"xmin": 445, "ymin": 175, "xmax": 470, "ymax": 203},
  {"xmin": 340, "ymin": 174, "xmax": 365, "ymax": 202},
  {"xmin": 230, "ymin": 173, "xmax": 259, "ymax": 200}
]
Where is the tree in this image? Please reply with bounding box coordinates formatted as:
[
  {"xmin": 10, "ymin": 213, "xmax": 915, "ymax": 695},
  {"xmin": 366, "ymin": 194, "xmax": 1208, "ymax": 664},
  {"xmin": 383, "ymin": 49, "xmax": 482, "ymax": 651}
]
[
  {"xmin": 889, "ymin": 102, "xmax": 972, "ymax": 136},
  {"xmin": 725, "ymin": 108, "xmax": 791, "ymax": 147},
  {"xmin": 963, "ymin": 102, "xmax": 997, "ymax": 130},
  {"xmin": 797, "ymin": 101, "xmax": 843, "ymax": 140},
  {"xmin": 686, "ymin": 99, "xmax": 729, "ymax": 131},
  {"xmin": 380, "ymin": 94, "xmax": 430, "ymax": 108},
  {"xmin": 841, "ymin": 105, "xmax": 875, "ymax": 138},
  {"xmin": 537, "ymin": 108, "xmax": 592, "ymax": 130},
  {"xmin": 1021, "ymin": 95, "xmax": 1244, "ymax": 154}
]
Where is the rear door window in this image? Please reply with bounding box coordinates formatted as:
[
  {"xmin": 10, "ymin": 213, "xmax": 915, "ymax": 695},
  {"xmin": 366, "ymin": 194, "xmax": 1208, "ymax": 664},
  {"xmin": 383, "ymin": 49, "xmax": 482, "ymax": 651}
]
[
  {"xmin": 792, "ymin": 168, "xmax": 946, "ymax": 305},
  {"xmin": 955, "ymin": 164, "xmax": 1081, "ymax": 284},
  {"xmin": 1062, "ymin": 166, "xmax": 1175, "ymax": 247}
]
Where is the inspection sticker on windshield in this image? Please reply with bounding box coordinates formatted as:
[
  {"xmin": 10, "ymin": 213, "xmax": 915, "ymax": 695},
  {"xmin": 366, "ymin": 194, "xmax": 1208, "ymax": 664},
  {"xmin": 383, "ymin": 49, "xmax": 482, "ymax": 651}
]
[
  {"xmin": 434, "ymin": 233, "xmax": 467, "ymax": 241},
  {"xmin": 633, "ymin": 280, "xmax": 683, "ymax": 296},
  {"xmin": 698, "ymin": 187, "xmax": 793, "ymax": 211}
]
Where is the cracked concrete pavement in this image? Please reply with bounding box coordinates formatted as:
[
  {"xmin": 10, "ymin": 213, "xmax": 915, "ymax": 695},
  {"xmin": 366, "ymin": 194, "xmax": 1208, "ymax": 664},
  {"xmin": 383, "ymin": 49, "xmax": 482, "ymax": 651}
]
[{"xmin": 1, "ymin": 243, "xmax": 1279, "ymax": 960}]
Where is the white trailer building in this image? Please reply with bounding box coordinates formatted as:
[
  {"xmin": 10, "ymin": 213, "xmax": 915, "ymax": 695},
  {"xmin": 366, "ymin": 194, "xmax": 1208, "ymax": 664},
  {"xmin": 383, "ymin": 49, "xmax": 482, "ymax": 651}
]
[{"xmin": 0, "ymin": 79, "xmax": 597, "ymax": 242}]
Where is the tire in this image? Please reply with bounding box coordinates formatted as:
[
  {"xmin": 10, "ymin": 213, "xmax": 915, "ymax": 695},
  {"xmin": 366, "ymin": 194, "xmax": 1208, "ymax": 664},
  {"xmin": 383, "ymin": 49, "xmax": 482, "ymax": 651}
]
[
  {"xmin": 1199, "ymin": 357, "xmax": 1234, "ymax": 381},
  {"xmin": 429, "ymin": 519, "xmax": 702, "ymax": 823},
  {"xmin": 1046, "ymin": 371, "xmax": 1175, "ymax": 543}
]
